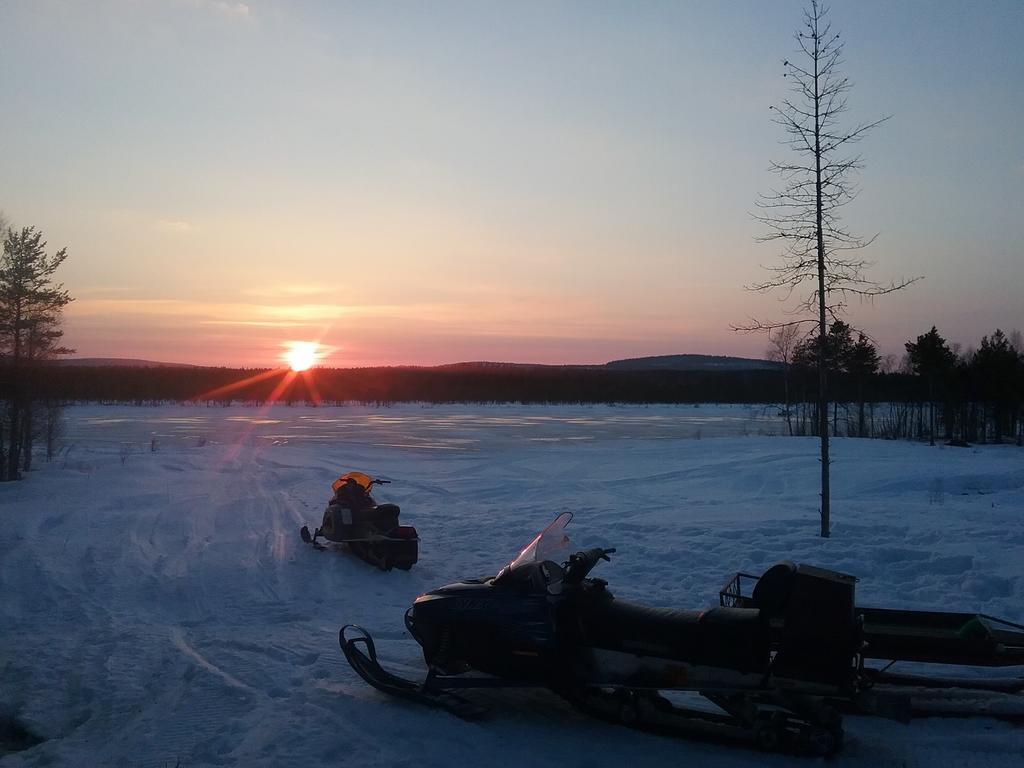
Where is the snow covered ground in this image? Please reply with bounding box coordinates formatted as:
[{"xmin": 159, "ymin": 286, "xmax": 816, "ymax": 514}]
[{"xmin": 2, "ymin": 403, "xmax": 1023, "ymax": 767}]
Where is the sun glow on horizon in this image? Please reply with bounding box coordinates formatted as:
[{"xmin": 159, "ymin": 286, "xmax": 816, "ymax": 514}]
[{"xmin": 284, "ymin": 341, "xmax": 320, "ymax": 371}]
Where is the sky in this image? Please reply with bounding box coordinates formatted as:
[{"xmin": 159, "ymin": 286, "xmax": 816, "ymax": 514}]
[{"xmin": 1, "ymin": 0, "xmax": 1021, "ymax": 367}]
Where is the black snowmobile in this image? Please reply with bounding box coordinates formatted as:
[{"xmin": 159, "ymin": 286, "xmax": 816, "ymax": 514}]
[
  {"xmin": 300, "ymin": 472, "xmax": 418, "ymax": 571},
  {"xmin": 340, "ymin": 512, "xmax": 1024, "ymax": 756}
]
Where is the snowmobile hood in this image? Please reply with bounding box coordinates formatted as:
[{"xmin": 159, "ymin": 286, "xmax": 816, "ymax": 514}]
[{"xmin": 416, "ymin": 578, "xmax": 494, "ymax": 600}]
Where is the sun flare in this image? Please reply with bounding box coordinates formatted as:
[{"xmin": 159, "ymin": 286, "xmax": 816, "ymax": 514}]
[{"xmin": 284, "ymin": 341, "xmax": 319, "ymax": 371}]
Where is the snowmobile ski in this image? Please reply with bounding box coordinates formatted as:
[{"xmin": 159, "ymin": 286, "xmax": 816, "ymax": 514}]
[
  {"xmin": 339, "ymin": 626, "xmax": 486, "ymax": 719},
  {"xmin": 864, "ymin": 668, "xmax": 1024, "ymax": 694},
  {"xmin": 567, "ymin": 686, "xmax": 843, "ymax": 756},
  {"xmin": 299, "ymin": 525, "xmax": 324, "ymax": 550}
]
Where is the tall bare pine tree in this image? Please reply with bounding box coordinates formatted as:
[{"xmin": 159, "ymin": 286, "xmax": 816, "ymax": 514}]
[{"xmin": 738, "ymin": 2, "xmax": 915, "ymax": 537}]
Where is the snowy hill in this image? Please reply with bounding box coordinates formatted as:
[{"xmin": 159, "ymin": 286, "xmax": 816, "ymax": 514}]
[
  {"xmin": 54, "ymin": 357, "xmax": 199, "ymax": 368},
  {"xmin": 604, "ymin": 354, "xmax": 782, "ymax": 371},
  {"xmin": 437, "ymin": 354, "xmax": 781, "ymax": 371}
]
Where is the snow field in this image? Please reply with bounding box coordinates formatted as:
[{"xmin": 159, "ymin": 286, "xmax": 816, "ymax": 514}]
[{"xmin": 1, "ymin": 404, "xmax": 1023, "ymax": 767}]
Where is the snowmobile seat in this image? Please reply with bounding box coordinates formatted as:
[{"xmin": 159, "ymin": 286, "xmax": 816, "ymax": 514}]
[
  {"xmin": 340, "ymin": 502, "xmax": 400, "ymax": 529},
  {"xmin": 700, "ymin": 606, "xmax": 764, "ymax": 629},
  {"xmin": 374, "ymin": 502, "xmax": 400, "ymax": 518},
  {"xmin": 582, "ymin": 599, "xmax": 768, "ymax": 672},
  {"xmin": 368, "ymin": 503, "xmax": 400, "ymax": 530}
]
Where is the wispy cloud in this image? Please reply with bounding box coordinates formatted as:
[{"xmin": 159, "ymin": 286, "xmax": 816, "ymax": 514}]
[
  {"xmin": 63, "ymin": 291, "xmax": 683, "ymax": 367},
  {"xmin": 241, "ymin": 284, "xmax": 344, "ymax": 299},
  {"xmin": 68, "ymin": 297, "xmax": 391, "ymax": 324},
  {"xmin": 75, "ymin": 286, "xmax": 145, "ymax": 298},
  {"xmin": 70, "ymin": 299, "xmax": 200, "ymax": 316},
  {"xmin": 179, "ymin": 0, "xmax": 252, "ymax": 20},
  {"xmin": 202, "ymin": 319, "xmax": 312, "ymax": 328},
  {"xmin": 155, "ymin": 219, "xmax": 193, "ymax": 233}
]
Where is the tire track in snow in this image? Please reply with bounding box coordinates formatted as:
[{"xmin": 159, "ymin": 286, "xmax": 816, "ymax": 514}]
[{"xmin": 171, "ymin": 627, "xmax": 256, "ymax": 696}]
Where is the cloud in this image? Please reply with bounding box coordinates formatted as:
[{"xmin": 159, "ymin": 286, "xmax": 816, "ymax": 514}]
[
  {"xmin": 70, "ymin": 299, "xmax": 200, "ymax": 316},
  {"xmin": 179, "ymin": 0, "xmax": 251, "ymax": 20},
  {"xmin": 201, "ymin": 319, "xmax": 312, "ymax": 328},
  {"xmin": 64, "ymin": 292, "xmax": 686, "ymax": 367},
  {"xmin": 241, "ymin": 284, "xmax": 345, "ymax": 299},
  {"xmin": 75, "ymin": 286, "xmax": 145, "ymax": 298},
  {"xmin": 155, "ymin": 219, "xmax": 193, "ymax": 233},
  {"xmin": 67, "ymin": 297, "xmax": 386, "ymax": 325}
]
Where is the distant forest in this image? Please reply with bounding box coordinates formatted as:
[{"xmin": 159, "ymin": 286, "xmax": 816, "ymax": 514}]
[
  {"xmin": 16, "ymin": 341, "xmax": 1023, "ymax": 445},
  {"xmin": 33, "ymin": 363, "xmax": 804, "ymax": 405}
]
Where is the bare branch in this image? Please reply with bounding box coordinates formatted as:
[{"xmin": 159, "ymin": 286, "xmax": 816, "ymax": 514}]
[{"xmin": 731, "ymin": 317, "xmax": 821, "ymax": 334}]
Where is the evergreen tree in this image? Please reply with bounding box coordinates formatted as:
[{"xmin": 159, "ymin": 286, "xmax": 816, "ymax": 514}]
[
  {"xmin": 793, "ymin": 320, "xmax": 854, "ymax": 373},
  {"xmin": 971, "ymin": 330, "xmax": 1021, "ymax": 443},
  {"xmin": 0, "ymin": 226, "xmax": 74, "ymax": 480},
  {"xmin": 846, "ymin": 333, "xmax": 879, "ymax": 437},
  {"xmin": 905, "ymin": 326, "xmax": 956, "ymax": 445},
  {"xmin": 793, "ymin": 321, "xmax": 855, "ymax": 437}
]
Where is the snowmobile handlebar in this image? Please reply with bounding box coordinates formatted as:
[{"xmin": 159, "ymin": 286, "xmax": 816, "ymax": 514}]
[{"xmin": 563, "ymin": 547, "xmax": 616, "ymax": 584}]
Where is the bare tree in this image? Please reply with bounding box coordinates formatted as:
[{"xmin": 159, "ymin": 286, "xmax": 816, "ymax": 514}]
[
  {"xmin": 766, "ymin": 324, "xmax": 800, "ymax": 435},
  {"xmin": 878, "ymin": 353, "xmax": 899, "ymax": 375},
  {"xmin": 735, "ymin": 1, "xmax": 917, "ymax": 537},
  {"xmin": 0, "ymin": 211, "xmax": 9, "ymax": 472},
  {"xmin": 1009, "ymin": 329, "xmax": 1023, "ymax": 355}
]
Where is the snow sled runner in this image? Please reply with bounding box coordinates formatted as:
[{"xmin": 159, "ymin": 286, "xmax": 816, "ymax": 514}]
[
  {"xmin": 300, "ymin": 472, "xmax": 418, "ymax": 571},
  {"xmin": 340, "ymin": 513, "xmax": 1024, "ymax": 756}
]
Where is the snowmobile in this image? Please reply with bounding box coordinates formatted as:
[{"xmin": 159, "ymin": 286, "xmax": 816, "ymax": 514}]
[
  {"xmin": 300, "ymin": 472, "xmax": 418, "ymax": 571},
  {"xmin": 340, "ymin": 512, "xmax": 1024, "ymax": 756}
]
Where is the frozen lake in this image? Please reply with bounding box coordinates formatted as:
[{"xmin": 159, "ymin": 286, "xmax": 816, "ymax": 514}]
[
  {"xmin": 62, "ymin": 402, "xmax": 788, "ymax": 450},
  {"xmin": 3, "ymin": 404, "xmax": 1023, "ymax": 767}
]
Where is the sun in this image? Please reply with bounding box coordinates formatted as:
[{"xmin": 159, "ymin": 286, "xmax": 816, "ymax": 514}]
[{"xmin": 284, "ymin": 341, "xmax": 319, "ymax": 371}]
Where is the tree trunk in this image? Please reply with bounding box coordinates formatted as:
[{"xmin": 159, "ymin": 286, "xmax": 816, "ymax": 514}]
[
  {"xmin": 0, "ymin": 402, "xmax": 6, "ymax": 471},
  {"xmin": 7, "ymin": 397, "xmax": 22, "ymax": 481},
  {"xmin": 46, "ymin": 403, "xmax": 60, "ymax": 461},
  {"xmin": 814, "ymin": 28, "xmax": 830, "ymax": 537},
  {"xmin": 21, "ymin": 404, "xmax": 33, "ymax": 473},
  {"xmin": 784, "ymin": 365, "xmax": 793, "ymax": 436},
  {"xmin": 5, "ymin": 295, "xmax": 25, "ymax": 481},
  {"xmin": 928, "ymin": 376, "xmax": 935, "ymax": 446},
  {"xmin": 815, "ymin": 24, "xmax": 831, "ymax": 536},
  {"xmin": 857, "ymin": 377, "xmax": 866, "ymax": 437}
]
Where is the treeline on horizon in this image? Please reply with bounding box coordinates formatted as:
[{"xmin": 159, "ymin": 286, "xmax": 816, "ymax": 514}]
[
  {"xmin": 15, "ymin": 322, "xmax": 1023, "ymax": 445},
  {"xmin": 30, "ymin": 364, "xmax": 809, "ymax": 405}
]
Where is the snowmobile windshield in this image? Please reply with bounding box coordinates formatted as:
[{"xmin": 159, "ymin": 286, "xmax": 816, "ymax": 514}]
[
  {"xmin": 505, "ymin": 512, "xmax": 572, "ymax": 572},
  {"xmin": 332, "ymin": 471, "xmax": 373, "ymax": 493}
]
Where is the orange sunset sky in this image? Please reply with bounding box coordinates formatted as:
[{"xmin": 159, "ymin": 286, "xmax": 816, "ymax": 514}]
[{"xmin": 3, "ymin": 1, "xmax": 1021, "ymax": 367}]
